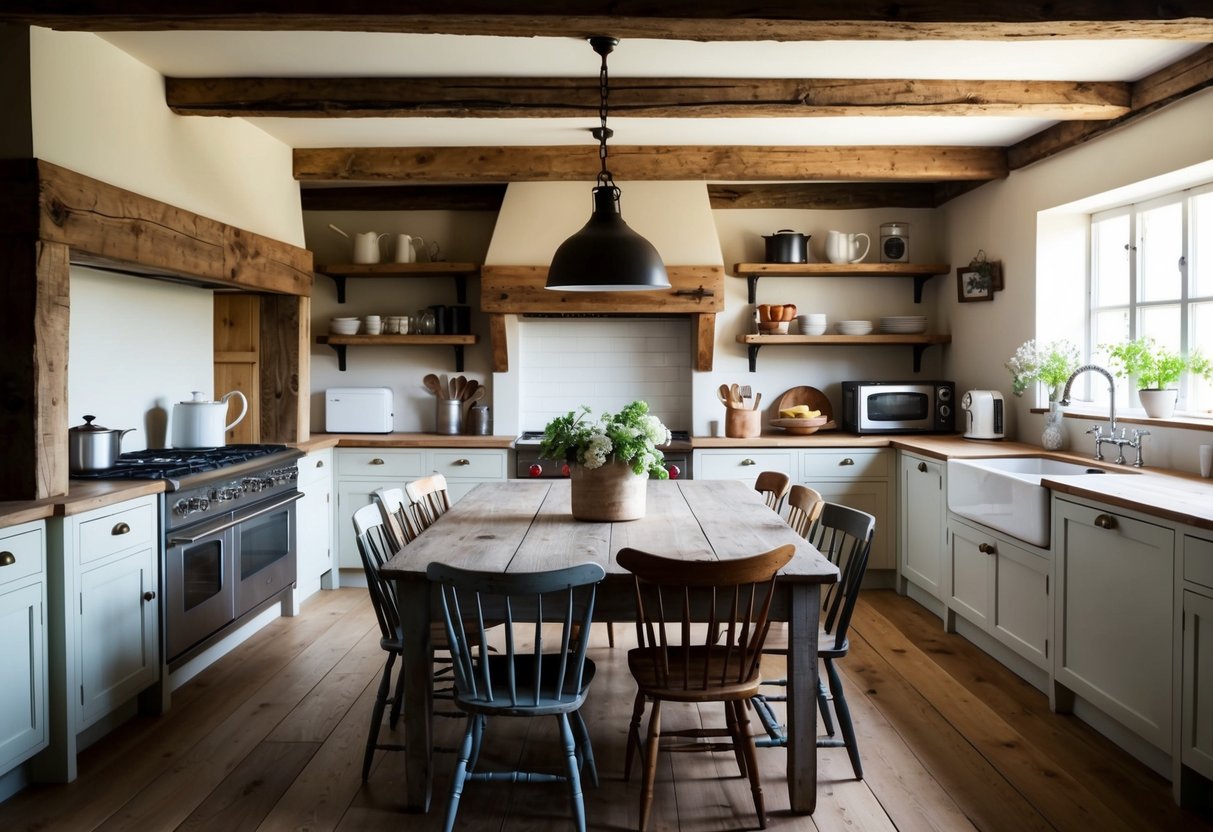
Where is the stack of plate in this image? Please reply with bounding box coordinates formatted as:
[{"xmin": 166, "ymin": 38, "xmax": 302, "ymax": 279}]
[
  {"xmin": 879, "ymin": 315, "xmax": 927, "ymax": 334},
  {"xmin": 836, "ymin": 320, "xmax": 873, "ymax": 335}
]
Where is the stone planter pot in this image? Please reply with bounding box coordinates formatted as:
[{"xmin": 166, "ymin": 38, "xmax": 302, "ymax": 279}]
[
  {"xmin": 1137, "ymin": 388, "xmax": 1177, "ymax": 419},
  {"xmin": 569, "ymin": 460, "xmax": 648, "ymax": 521}
]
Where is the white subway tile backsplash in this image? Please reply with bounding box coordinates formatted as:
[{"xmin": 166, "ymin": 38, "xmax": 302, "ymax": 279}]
[{"xmin": 519, "ymin": 318, "xmax": 693, "ymax": 430}]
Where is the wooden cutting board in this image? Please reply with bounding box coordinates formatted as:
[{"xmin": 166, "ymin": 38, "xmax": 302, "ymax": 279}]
[{"xmin": 773, "ymin": 385, "xmax": 835, "ymax": 424}]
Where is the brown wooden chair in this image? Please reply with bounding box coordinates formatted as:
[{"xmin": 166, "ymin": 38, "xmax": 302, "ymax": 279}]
[
  {"xmin": 785, "ymin": 484, "xmax": 825, "ymax": 540},
  {"xmin": 405, "ymin": 473, "xmax": 453, "ymax": 531},
  {"xmin": 616, "ymin": 544, "xmax": 796, "ymax": 831},
  {"xmin": 753, "ymin": 470, "xmax": 792, "ymax": 513}
]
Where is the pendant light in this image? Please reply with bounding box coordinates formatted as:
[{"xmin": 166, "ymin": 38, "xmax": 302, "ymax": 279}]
[{"xmin": 545, "ymin": 37, "xmax": 670, "ymax": 292}]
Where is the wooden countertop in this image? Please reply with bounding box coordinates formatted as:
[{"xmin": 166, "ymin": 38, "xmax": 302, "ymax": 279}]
[
  {"xmin": 0, "ymin": 479, "xmax": 167, "ymax": 529},
  {"xmin": 297, "ymin": 433, "xmax": 516, "ymax": 452}
]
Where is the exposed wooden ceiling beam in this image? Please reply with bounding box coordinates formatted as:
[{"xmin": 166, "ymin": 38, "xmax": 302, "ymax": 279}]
[
  {"xmin": 4, "ymin": 3, "xmax": 1212, "ymax": 40},
  {"xmin": 707, "ymin": 183, "xmax": 940, "ymax": 210},
  {"xmin": 1008, "ymin": 43, "xmax": 1213, "ymax": 170},
  {"xmin": 300, "ymin": 184, "xmax": 506, "ymax": 211},
  {"xmin": 293, "ymin": 145, "xmax": 1008, "ymax": 183},
  {"xmin": 168, "ymin": 76, "xmax": 1131, "ymax": 120}
]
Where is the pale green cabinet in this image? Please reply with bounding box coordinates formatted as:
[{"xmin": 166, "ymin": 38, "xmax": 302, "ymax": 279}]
[
  {"xmin": 898, "ymin": 452, "xmax": 946, "ymax": 598},
  {"xmin": 0, "ymin": 520, "xmax": 48, "ymax": 777}
]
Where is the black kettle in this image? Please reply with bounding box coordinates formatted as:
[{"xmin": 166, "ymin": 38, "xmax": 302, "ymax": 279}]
[{"xmin": 763, "ymin": 229, "xmax": 811, "ymax": 263}]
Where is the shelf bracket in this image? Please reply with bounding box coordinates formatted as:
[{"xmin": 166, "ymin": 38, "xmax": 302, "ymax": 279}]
[
  {"xmin": 328, "ymin": 343, "xmax": 348, "ymax": 371},
  {"xmin": 913, "ymin": 275, "xmax": 928, "ymax": 304},
  {"xmin": 747, "ymin": 343, "xmax": 761, "ymax": 373},
  {"xmin": 746, "ymin": 275, "xmax": 759, "ymax": 304},
  {"xmin": 331, "ymin": 275, "xmax": 347, "ymax": 304},
  {"xmin": 454, "ymin": 274, "xmax": 467, "ymax": 305},
  {"xmin": 912, "ymin": 344, "xmax": 928, "ymax": 372},
  {"xmin": 453, "ymin": 345, "xmax": 465, "ymax": 373}
]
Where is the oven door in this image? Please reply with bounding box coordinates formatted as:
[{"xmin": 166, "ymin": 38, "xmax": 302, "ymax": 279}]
[
  {"xmin": 860, "ymin": 387, "xmax": 933, "ymax": 432},
  {"xmin": 235, "ymin": 492, "xmax": 300, "ymax": 618},
  {"xmin": 165, "ymin": 519, "xmax": 237, "ymax": 662}
]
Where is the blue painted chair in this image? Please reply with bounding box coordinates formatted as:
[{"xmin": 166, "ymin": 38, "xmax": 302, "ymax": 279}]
[{"xmin": 427, "ymin": 561, "xmax": 606, "ymax": 832}]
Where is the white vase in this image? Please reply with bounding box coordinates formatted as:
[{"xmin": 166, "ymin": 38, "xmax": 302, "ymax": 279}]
[
  {"xmin": 569, "ymin": 461, "xmax": 648, "ymax": 522},
  {"xmin": 1041, "ymin": 400, "xmax": 1065, "ymax": 451},
  {"xmin": 1137, "ymin": 388, "xmax": 1177, "ymax": 419}
]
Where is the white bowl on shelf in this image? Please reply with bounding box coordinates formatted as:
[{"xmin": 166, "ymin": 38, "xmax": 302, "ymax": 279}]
[
  {"xmin": 798, "ymin": 323, "xmax": 828, "ymax": 336},
  {"xmin": 836, "ymin": 320, "xmax": 873, "ymax": 335},
  {"xmin": 329, "ymin": 318, "xmax": 361, "ymax": 335}
]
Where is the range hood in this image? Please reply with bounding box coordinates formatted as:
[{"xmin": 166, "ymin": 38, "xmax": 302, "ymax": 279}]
[{"xmin": 481, "ymin": 181, "xmax": 725, "ymax": 371}]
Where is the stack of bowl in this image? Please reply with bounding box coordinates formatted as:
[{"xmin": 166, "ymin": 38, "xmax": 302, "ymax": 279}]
[
  {"xmin": 797, "ymin": 313, "xmax": 827, "ymax": 336},
  {"xmin": 330, "ymin": 316, "xmax": 360, "ymax": 335},
  {"xmin": 836, "ymin": 320, "xmax": 873, "ymax": 335}
]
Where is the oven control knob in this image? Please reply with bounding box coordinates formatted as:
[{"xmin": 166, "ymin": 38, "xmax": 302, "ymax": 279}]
[
  {"xmin": 173, "ymin": 499, "xmax": 192, "ymax": 517},
  {"xmin": 242, "ymin": 477, "xmax": 266, "ymax": 493},
  {"xmin": 215, "ymin": 486, "xmax": 242, "ymax": 501},
  {"xmin": 561, "ymin": 464, "xmax": 571, "ymax": 478},
  {"xmin": 528, "ymin": 463, "xmax": 543, "ymax": 478},
  {"xmin": 667, "ymin": 464, "xmax": 681, "ymax": 479}
]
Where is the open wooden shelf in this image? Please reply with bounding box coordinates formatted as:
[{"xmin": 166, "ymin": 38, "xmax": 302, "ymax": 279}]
[
  {"xmin": 735, "ymin": 332, "xmax": 951, "ymax": 372},
  {"xmin": 731, "ymin": 262, "xmax": 951, "ymax": 303},
  {"xmin": 316, "ymin": 333, "xmax": 477, "ymax": 371},
  {"xmin": 314, "ymin": 262, "xmax": 480, "ymax": 303}
]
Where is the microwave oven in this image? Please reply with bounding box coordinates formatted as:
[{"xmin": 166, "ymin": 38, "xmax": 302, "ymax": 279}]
[{"xmin": 841, "ymin": 381, "xmax": 956, "ymax": 434}]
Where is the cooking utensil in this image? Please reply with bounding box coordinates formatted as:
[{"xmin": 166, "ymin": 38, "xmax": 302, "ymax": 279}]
[
  {"xmin": 440, "ymin": 374, "xmax": 450, "ymax": 401},
  {"xmin": 752, "ymin": 392, "xmax": 762, "ymax": 411},
  {"xmin": 171, "ymin": 390, "xmax": 248, "ymax": 448},
  {"xmin": 730, "ymin": 383, "xmax": 741, "ymax": 406},
  {"xmin": 466, "ymin": 386, "xmax": 486, "ymax": 406},
  {"xmin": 423, "ymin": 374, "xmax": 442, "ymax": 396},
  {"xmin": 68, "ymin": 415, "xmax": 136, "ymax": 473},
  {"xmin": 763, "ymin": 229, "xmax": 810, "ymax": 264},
  {"xmin": 453, "ymin": 375, "xmax": 467, "ymax": 401},
  {"xmin": 463, "ymin": 379, "xmax": 479, "ymax": 403},
  {"xmin": 718, "ymin": 384, "xmax": 731, "ymax": 405}
]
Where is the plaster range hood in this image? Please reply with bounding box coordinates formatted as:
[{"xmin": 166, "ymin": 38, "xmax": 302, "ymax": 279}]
[{"xmin": 480, "ymin": 181, "xmax": 725, "ymax": 371}]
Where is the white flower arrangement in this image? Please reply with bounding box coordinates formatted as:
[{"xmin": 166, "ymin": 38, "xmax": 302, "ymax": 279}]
[
  {"xmin": 1006, "ymin": 338, "xmax": 1080, "ymax": 401},
  {"xmin": 539, "ymin": 401, "xmax": 670, "ymax": 478}
]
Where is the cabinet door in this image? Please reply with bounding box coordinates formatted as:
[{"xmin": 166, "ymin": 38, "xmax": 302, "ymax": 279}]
[
  {"xmin": 336, "ymin": 480, "xmax": 388, "ymax": 570},
  {"xmin": 1182, "ymin": 589, "xmax": 1213, "ymax": 779},
  {"xmin": 78, "ymin": 547, "xmax": 158, "ymax": 729},
  {"xmin": 0, "ymin": 581, "xmax": 47, "ymax": 773},
  {"xmin": 1054, "ymin": 500, "xmax": 1174, "ymax": 750},
  {"xmin": 992, "ymin": 540, "xmax": 1049, "ymax": 669},
  {"xmin": 815, "ymin": 480, "xmax": 892, "ymax": 570},
  {"xmin": 899, "ymin": 454, "xmax": 945, "ymax": 596},
  {"xmin": 947, "ymin": 520, "xmax": 992, "ymax": 628},
  {"xmin": 296, "ymin": 452, "xmax": 334, "ymax": 599}
]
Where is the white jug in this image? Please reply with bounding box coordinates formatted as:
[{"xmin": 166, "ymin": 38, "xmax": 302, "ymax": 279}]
[
  {"xmin": 171, "ymin": 390, "xmax": 249, "ymax": 448},
  {"xmin": 393, "ymin": 234, "xmax": 416, "ymax": 263},
  {"xmin": 352, "ymin": 232, "xmax": 388, "ymax": 264},
  {"xmin": 825, "ymin": 230, "xmax": 871, "ymax": 264}
]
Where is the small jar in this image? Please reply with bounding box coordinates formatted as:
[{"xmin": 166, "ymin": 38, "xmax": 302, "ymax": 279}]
[
  {"xmin": 466, "ymin": 404, "xmax": 491, "ymax": 436},
  {"xmin": 417, "ymin": 309, "xmax": 436, "ymax": 335}
]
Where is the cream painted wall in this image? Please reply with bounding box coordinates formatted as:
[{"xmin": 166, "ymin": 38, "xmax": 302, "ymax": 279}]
[
  {"xmin": 29, "ymin": 28, "xmax": 303, "ymax": 246},
  {"xmin": 941, "ymin": 88, "xmax": 1213, "ymax": 473},
  {"xmin": 68, "ymin": 267, "xmax": 214, "ymax": 451}
]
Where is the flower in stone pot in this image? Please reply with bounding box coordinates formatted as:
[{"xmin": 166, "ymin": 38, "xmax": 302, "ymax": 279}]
[
  {"xmin": 1104, "ymin": 337, "xmax": 1213, "ymax": 417},
  {"xmin": 539, "ymin": 400, "xmax": 670, "ymax": 479},
  {"xmin": 1005, "ymin": 338, "xmax": 1081, "ymax": 402}
]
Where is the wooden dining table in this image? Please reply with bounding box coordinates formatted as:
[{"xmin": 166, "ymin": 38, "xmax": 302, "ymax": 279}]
[{"xmin": 379, "ymin": 478, "xmax": 839, "ymax": 815}]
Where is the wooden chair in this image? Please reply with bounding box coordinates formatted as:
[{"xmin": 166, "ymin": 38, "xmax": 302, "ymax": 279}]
[
  {"xmin": 372, "ymin": 486, "xmax": 420, "ymax": 551},
  {"xmin": 406, "ymin": 473, "xmax": 453, "ymax": 531},
  {"xmin": 750, "ymin": 502, "xmax": 875, "ymax": 780},
  {"xmin": 753, "ymin": 470, "xmax": 792, "ymax": 513},
  {"xmin": 426, "ymin": 561, "xmax": 606, "ymax": 832},
  {"xmin": 352, "ymin": 503, "xmax": 408, "ymax": 781},
  {"xmin": 785, "ymin": 484, "xmax": 825, "ymax": 540},
  {"xmin": 616, "ymin": 544, "xmax": 796, "ymax": 831}
]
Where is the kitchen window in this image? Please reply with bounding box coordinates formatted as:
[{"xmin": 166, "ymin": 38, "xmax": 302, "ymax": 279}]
[{"xmin": 1088, "ymin": 181, "xmax": 1213, "ymax": 415}]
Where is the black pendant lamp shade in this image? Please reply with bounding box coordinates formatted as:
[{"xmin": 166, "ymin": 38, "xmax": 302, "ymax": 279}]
[{"xmin": 545, "ymin": 37, "xmax": 670, "ymax": 292}]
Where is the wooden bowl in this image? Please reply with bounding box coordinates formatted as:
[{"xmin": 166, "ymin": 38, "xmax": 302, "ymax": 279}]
[{"xmin": 770, "ymin": 416, "xmax": 830, "ymax": 435}]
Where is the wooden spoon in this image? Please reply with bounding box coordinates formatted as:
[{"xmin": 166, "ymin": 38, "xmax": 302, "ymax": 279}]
[
  {"xmin": 466, "ymin": 387, "xmax": 486, "ymax": 406},
  {"xmin": 423, "ymin": 374, "xmax": 441, "ymax": 397},
  {"xmin": 454, "ymin": 375, "xmax": 467, "ymax": 401},
  {"xmin": 440, "ymin": 374, "xmax": 450, "ymax": 400},
  {"xmin": 463, "ymin": 379, "xmax": 479, "ymax": 403},
  {"xmin": 752, "ymin": 392, "xmax": 762, "ymax": 411}
]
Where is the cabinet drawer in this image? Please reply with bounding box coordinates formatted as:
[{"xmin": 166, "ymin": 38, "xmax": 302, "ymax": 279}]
[
  {"xmin": 430, "ymin": 450, "xmax": 505, "ymax": 480},
  {"xmin": 337, "ymin": 450, "xmax": 426, "ymax": 478},
  {"xmin": 801, "ymin": 449, "xmax": 889, "ymax": 480},
  {"xmin": 0, "ymin": 526, "xmax": 45, "ymax": 587},
  {"xmin": 78, "ymin": 503, "xmax": 155, "ymax": 565},
  {"xmin": 1186, "ymin": 534, "xmax": 1213, "ymax": 590},
  {"xmin": 696, "ymin": 451, "xmax": 794, "ymax": 481},
  {"xmin": 296, "ymin": 450, "xmax": 333, "ymax": 484}
]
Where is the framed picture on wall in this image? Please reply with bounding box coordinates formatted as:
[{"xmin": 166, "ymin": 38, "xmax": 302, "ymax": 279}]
[{"xmin": 957, "ymin": 267, "xmax": 995, "ymax": 302}]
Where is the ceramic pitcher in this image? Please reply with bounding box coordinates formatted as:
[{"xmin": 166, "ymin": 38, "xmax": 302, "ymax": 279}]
[
  {"xmin": 353, "ymin": 232, "xmax": 388, "ymax": 264},
  {"xmin": 825, "ymin": 230, "xmax": 872, "ymax": 264}
]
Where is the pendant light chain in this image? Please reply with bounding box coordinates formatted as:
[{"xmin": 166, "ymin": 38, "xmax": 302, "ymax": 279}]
[{"xmin": 597, "ymin": 39, "xmax": 613, "ymax": 188}]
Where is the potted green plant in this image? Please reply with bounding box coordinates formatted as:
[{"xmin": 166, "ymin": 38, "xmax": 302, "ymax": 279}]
[{"xmin": 1104, "ymin": 336, "xmax": 1213, "ymax": 418}]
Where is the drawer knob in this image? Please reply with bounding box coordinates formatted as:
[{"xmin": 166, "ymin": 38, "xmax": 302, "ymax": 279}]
[
  {"xmin": 978, "ymin": 542, "xmax": 996, "ymax": 554},
  {"xmin": 316, "ymin": 460, "xmax": 325, "ymax": 468},
  {"xmin": 839, "ymin": 458, "xmax": 855, "ymax": 466},
  {"xmin": 112, "ymin": 522, "xmax": 131, "ymax": 535},
  {"xmin": 741, "ymin": 458, "xmax": 756, "ymax": 466},
  {"xmin": 454, "ymin": 458, "xmax": 471, "ymax": 466},
  {"xmin": 0, "ymin": 551, "xmax": 14, "ymax": 567},
  {"xmin": 917, "ymin": 461, "xmax": 928, "ymax": 473},
  {"xmin": 369, "ymin": 458, "xmax": 386, "ymax": 465},
  {"xmin": 143, "ymin": 590, "xmax": 157, "ymax": 602},
  {"xmin": 1094, "ymin": 514, "xmax": 1117, "ymax": 530}
]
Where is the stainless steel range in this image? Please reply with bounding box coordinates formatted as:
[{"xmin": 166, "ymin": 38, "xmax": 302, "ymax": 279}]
[
  {"xmin": 75, "ymin": 444, "xmax": 304, "ymax": 669},
  {"xmin": 514, "ymin": 431, "xmax": 693, "ymax": 479}
]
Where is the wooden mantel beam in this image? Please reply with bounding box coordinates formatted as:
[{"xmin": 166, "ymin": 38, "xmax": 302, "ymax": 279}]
[
  {"xmin": 293, "ymin": 145, "xmax": 1008, "ymax": 183},
  {"xmin": 3, "ymin": 3, "xmax": 1212, "ymax": 40},
  {"xmin": 167, "ymin": 76, "xmax": 1131, "ymax": 120}
]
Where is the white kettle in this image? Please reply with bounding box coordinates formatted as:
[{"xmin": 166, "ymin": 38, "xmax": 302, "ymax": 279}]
[
  {"xmin": 825, "ymin": 230, "xmax": 871, "ymax": 264},
  {"xmin": 172, "ymin": 390, "xmax": 249, "ymax": 448}
]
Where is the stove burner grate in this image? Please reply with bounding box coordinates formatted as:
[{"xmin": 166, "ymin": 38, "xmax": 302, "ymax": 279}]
[{"xmin": 72, "ymin": 444, "xmax": 289, "ymax": 480}]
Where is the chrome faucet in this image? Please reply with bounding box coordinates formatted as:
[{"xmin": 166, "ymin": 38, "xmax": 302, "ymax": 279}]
[{"xmin": 1060, "ymin": 364, "xmax": 1148, "ymax": 466}]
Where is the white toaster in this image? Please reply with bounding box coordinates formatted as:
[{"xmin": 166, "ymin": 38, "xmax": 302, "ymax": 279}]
[{"xmin": 326, "ymin": 387, "xmax": 394, "ymax": 433}]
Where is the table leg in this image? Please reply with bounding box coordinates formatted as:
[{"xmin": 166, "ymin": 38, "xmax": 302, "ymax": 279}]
[
  {"xmin": 786, "ymin": 583, "xmax": 820, "ymax": 813},
  {"xmin": 398, "ymin": 578, "xmax": 434, "ymax": 812}
]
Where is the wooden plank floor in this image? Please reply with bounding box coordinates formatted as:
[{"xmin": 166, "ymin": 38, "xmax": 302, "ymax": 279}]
[{"xmin": 2, "ymin": 587, "xmax": 1211, "ymax": 832}]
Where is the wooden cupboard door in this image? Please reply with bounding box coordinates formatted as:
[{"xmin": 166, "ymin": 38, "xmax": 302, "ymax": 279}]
[
  {"xmin": 1182, "ymin": 589, "xmax": 1213, "ymax": 779},
  {"xmin": 0, "ymin": 581, "xmax": 47, "ymax": 773},
  {"xmin": 214, "ymin": 294, "xmax": 260, "ymax": 445}
]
